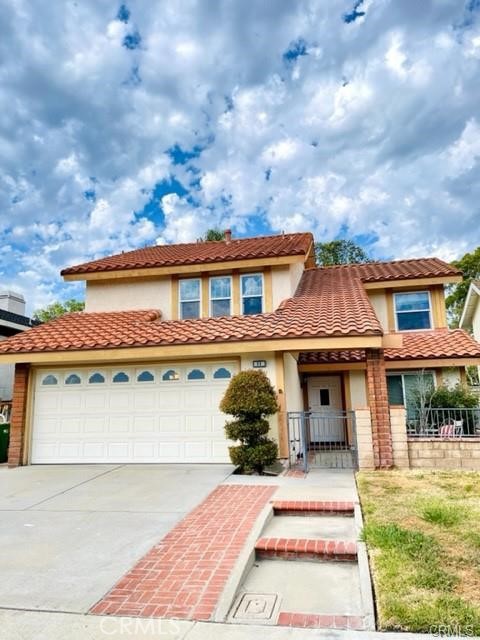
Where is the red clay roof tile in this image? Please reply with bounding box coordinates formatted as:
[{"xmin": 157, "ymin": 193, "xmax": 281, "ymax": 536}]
[
  {"xmin": 61, "ymin": 232, "xmax": 314, "ymax": 275},
  {"xmin": 323, "ymin": 258, "xmax": 460, "ymax": 282},
  {"xmin": 299, "ymin": 329, "xmax": 480, "ymax": 364}
]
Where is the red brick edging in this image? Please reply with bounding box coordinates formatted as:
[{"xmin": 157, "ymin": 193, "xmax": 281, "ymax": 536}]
[
  {"xmin": 272, "ymin": 500, "xmax": 354, "ymax": 516},
  {"xmin": 278, "ymin": 611, "xmax": 364, "ymax": 629},
  {"xmin": 255, "ymin": 537, "xmax": 357, "ymax": 561},
  {"xmin": 91, "ymin": 484, "xmax": 276, "ymax": 620}
]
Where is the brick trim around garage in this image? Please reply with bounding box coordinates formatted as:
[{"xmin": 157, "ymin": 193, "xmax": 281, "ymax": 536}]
[{"xmin": 8, "ymin": 363, "xmax": 30, "ymax": 467}]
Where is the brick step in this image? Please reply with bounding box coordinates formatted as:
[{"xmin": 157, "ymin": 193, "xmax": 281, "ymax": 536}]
[
  {"xmin": 277, "ymin": 611, "xmax": 365, "ymax": 630},
  {"xmin": 271, "ymin": 500, "xmax": 354, "ymax": 516},
  {"xmin": 255, "ymin": 537, "xmax": 357, "ymax": 562}
]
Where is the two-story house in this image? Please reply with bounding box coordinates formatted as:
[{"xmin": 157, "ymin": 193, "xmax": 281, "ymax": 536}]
[{"xmin": 1, "ymin": 231, "xmax": 479, "ymax": 469}]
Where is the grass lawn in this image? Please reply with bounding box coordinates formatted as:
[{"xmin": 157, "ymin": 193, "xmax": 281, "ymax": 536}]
[{"xmin": 357, "ymin": 470, "xmax": 480, "ymax": 635}]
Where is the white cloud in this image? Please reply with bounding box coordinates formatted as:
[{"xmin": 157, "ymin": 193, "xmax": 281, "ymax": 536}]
[{"xmin": 0, "ymin": 0, "xmax": 479, "ymax": 311}]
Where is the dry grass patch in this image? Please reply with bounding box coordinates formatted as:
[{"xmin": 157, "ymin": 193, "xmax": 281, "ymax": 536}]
[{"xmin": 357, "ymin": 470, "xmax": 480, "ymax": 635}]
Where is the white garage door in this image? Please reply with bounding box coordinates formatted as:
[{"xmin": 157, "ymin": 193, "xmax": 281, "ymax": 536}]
[{"xmin": 31, "ymin": 362, "xmax": 237, "ymax": 463}]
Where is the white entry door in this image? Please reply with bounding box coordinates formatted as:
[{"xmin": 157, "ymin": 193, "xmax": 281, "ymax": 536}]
[
  {"xmin": 31, "ymin": 362, "xmax": 237, "ymax": 464},
  {"xmin": 307, "ymin": 376, "xmax": 344, "ymax": 443}
]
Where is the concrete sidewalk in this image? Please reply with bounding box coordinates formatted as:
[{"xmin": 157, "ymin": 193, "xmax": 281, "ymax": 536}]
[{"xmin": 0, "ymin": 609, "xmax": 447, "ymax": 640}]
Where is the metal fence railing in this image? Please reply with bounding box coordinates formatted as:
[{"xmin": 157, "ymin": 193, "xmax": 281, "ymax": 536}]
[
  {"xmin": 407, "ymin": 407, "xmax": 480, "ymax": 438},
  {"xmin": 287, "ymin": 410, "xmax": 357, "ymax": 471}
]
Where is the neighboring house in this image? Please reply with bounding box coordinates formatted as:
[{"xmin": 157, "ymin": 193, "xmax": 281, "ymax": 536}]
[
  {"xmin": 459, "ymin": 280, "xmax": 480, "ymax": 382},
  {"xmin": 1, "ymin": 231, "xmax": 480, "ymax": 469},
  {"xmin": 0, "ymin": 291, "xmax": 37, "ymax": 401}
]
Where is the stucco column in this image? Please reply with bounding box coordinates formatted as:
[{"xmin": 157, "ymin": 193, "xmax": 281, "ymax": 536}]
[
  {"xmin": 8, "ymin": 363, "xmax": 30, "ymax": 467},
  {"xmin": 365, "ymin": 349, "xmax": 393, "ymax": 468}
]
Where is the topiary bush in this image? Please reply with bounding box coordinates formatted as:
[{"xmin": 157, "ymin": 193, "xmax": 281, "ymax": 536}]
[{"xmin": 220, "ymin": 369, "xmax": 279, "ymax": 474}]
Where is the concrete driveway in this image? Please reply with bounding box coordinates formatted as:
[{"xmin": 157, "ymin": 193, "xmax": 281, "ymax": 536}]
[{"xmin": 0, "ymin": 464, "xmax": 232, "ymax": 614}]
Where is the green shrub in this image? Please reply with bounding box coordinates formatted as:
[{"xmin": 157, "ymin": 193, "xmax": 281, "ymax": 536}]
[
  {"xmin": 220, "ymin": 370, "xmax": 279, "ymax": 474},
  {"xmin": 429, "ymin": 384, "xmax": 479, "ymax": 410}
]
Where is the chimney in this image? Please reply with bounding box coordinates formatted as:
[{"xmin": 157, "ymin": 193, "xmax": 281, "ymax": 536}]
[
  {"xmin": 224, "ymin": 229, "xmax": 232, "ymax": 242},
  {"xmin": 0, "ymin": 291, "xmax": 26, "ymax": 316}
]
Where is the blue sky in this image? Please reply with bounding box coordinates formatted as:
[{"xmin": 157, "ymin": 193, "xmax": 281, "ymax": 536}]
[{"xmin": 1, "ymin": 0, "xmax": 480, "ymax": 313}]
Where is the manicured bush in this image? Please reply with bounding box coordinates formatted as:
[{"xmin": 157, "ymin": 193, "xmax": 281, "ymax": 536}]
[{"xmin": 220, "ymin": 369, "xmax": 279, "ymax": 474}]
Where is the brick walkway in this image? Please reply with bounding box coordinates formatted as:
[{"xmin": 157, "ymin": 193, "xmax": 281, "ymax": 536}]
[{"xmin": 91, "ymin": 484, "xmax": 276, "ymax": 621}]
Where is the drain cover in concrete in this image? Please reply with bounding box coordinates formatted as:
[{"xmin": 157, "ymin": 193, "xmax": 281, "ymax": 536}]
[{"xmin": 230, "ymin": 592, "xmax": 279, "ymax": 623}]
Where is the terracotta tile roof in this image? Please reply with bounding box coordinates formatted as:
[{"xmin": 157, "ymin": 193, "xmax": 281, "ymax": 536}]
[
  {"xmin": 323, "ymin": 258, "xmax": 460, "ymax": 282},
  {"xmin": 0, "ymin": 268, "xmax": 384, "ymax": 354},
  {"xmin": 384, "ymin": 329, "xmax": 480, "ymax": 360},
  {"xmin": 299, "ymin": 329, "xmax": 480, "ymax": 365},
  {"xmin": 61, "ymin": 232, "xmax": 314, "ymax": 276}
]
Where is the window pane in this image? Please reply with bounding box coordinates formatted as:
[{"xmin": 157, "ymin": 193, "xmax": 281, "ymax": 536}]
[
  {"xmin": 213, "ymin": 367, "xmax": 231, "ymax": 379},
  {"xmin": 403, "ymin": 373, "xmax": 434, "ymax": 421},
  {"xmin": 162, "ymin": 369, "xmax": 180, "ymax": 381},
  {"xmin": 387, "ymin": 376, "xmax": 404, "ymax": 405},
  {"xmin": 181, "ymin": 301, "xmax": 200, "ymax": 319},
  {"xmin": 397, "ymin": 311, "xmax": 431, "ymax": 330},
  {"xmin": 319, "ymin": 389, "xmax": 330, "ymax": 406},
  {"xmin": 187, "ymin": 369, "xmax": 205, "ymax": 380},
  {"xmin": 212, "ymin": 299, "xmax": 231, "ymax": 317},
  {"xmin": 65, "ymin": 374, "xmax": 81, "ymax": 385},
  {"xmin": 113, "ymin": 372, "xmax": 129, "ymax": 383},
  {"xmin": 42, "ymin": 374, "xmax": 58, "ymax": 386},
  {"xmin": 211, "ymin": 277, "xmax": 231, "ymax": 299},
  {"xmin": 243, "ymin": 296, "xmax": 262, "ymax": 315},
  {"xmin": 179, "ymin": 279, "xmax": 200, "ymax": 301},
  {"xmin": 137, "ymin": 371, "xmax": 154, "ymax": 382},
  {"xmin": 89, "ymin": 372, "xmax": 105, "ymax": 384},
  {"xmin": 395, "ymin": 292, "xmax": 429, "ymax": 312},
  {"xmin": 241, "ymin": 275, "xmax": 262, "ymax": 296}
]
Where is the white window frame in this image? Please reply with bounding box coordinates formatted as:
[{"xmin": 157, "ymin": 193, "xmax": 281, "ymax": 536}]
[
  {"xmin": 209, "ymin": 275, "xmax": 232, "ymax": 317},
  {"xmin": 240, "ymin": 273, "xmax": 264, "ymax": 315},
  {"xmin": 394, "ymin": 290, "xmax": 432, "ymax": 332},
  {"xmin": 179, "ymin": 278, "xmax": 201, "ymax": 320}
]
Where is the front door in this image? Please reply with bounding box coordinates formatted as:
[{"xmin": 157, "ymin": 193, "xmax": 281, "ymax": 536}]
[{"xmin": 307, "ymin": 376, "xmax": 344, "ymax": 443}]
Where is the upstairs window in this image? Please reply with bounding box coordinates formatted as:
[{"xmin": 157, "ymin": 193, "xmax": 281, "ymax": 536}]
[
  {"xmin": 241, "ymin": 274, "xmax": 263, "ymax": 315},
  {"xmin": 210, "ymin": 276, "xmax": 231, "ymax": 317},
  {"xmin": 394, "ymin": 292, "xmax": 431, "ymax": 331},
  {"xmin": 179, "ymin": 279, "xmax": 201, "ymax": 319}
]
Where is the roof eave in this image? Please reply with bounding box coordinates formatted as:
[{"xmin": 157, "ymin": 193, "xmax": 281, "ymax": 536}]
[
  {"xmin": 0, "ymin": 333, "xmax": 386, "ymax": 364},
  {"xmin": 459, "ymin": 282, "xmax": 480, "ymax": 329}
]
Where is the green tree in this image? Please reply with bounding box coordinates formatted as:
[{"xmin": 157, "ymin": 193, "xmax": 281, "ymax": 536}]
[
  {"xmin": 220, "ymin": 369, "xmax": 279, "ymax": 474},
  {"xmin": 33, "ymin": 299, "xmax": 85, "ymax": 323},
  {"xmin": 204, "ymin": 228, "xmax": 225, "ymax": 241},
  {"xmin": 445, "ymin": 247, "xmax": 480, "ymax": 327},
  {"xmin": 315, "ymin": 239, "xmax": 370, "ymax": 266}
]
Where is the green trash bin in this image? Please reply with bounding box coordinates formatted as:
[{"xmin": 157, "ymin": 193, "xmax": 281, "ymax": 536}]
[{"xmin": 0, "ymin": 423, "xmax": 10, "ymax": 463}]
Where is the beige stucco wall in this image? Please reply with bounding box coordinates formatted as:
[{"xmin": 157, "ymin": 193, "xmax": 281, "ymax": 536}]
[
  {"xmin": 271, "ymin": 263, "xmax": 305, "ymax": 310},
  {"xmin": 367, "ymin": 291, "xmax": 388, "ymax": 331},
  {"xmin": 272, "ymin": 267, "xmax": 291, "ymax": 310},
  {"xmin": 349, "ymin": 370, "xmax": 367, "ymax": 409},
  {"xmin": 408, "ymin": 439, "xmax": 480, "ymax": 469},
  {"xmin": 240, "ymin": 353, "xmax": 279, "ymax": 444},
  {"xmin": 85, "ymin": 278, "xmax": 172, "ymax": 317},
  {"xmin": 440, "ymin": 367, "xmax": 461, "ymax": 388},
  {"xmin": 283, "ymin": 353, "xmax": 303, "ymax": 412}
]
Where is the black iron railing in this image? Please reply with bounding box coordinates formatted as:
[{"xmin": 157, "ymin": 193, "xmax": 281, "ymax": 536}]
[{"xmin": 407, "ymin": 407, "xmax": 480, "ymax": 438}]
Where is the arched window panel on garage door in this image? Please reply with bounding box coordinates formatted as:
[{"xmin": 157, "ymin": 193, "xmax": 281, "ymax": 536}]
[
  {"xmin": 88, "ymin": 372, "xmax": 106, "ymax": 384},
  {"xmin": 187, "ymin": 368, "xmax": 206, "ymax": 380},
  {"xmin": 162, "ymin": 369, "xmax": 180, "ymax": 381},
  {"xmin": 137, "ymin": 370, "xmax": 155, "ymax": 383},
  {"xmin": 213, "ymin": 367, "xmax": 232, "ymax": 380},
  {"xmin": 112, "ymin": 371, "xmax": 130, "ymax": 383},
  {"xmin": 65, "ymin": 373, "xmax": 82, "ymax": 385},
  {"xmin": 41, "ymin": 374, "xmax": 58, "ymax": 386}
]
